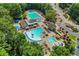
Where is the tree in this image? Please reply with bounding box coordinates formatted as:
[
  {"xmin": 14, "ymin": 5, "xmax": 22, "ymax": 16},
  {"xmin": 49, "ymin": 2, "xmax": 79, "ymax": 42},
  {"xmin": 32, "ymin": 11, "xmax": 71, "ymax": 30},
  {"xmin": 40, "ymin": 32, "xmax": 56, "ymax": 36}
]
[
  {"xmin": 0, "ymin": 3, "xmax": 55, "ymax": 56},
  {"xmin": 51, "ymin": 46, "xmax": 70, "ymax": 56},
  {"xmin": 0, "ymin": 18, "xmax": 15, "ymax": 55},
  {"xmin": 0, "ymin": 47, "xmax": 8, "ymax": 56},
  {"xmin": 69, "ymin": 4, "xmax": 79, "ymax": 24},
  {"xmin": 20, "ymin": 3, "xmax": 52, "ymax": 14},
  {"xmin": 64, "ymin": 34, "xmax": 77, "ymax": 55},
  {"xmin": 0, "ymin": 17, "xmax": 44, "ymax": 56},
  {"xmin": 20, "ymin": 4, "xmax": 28, "ymax": 11},
  {"xmin": 0, "ymin": 4, "xmax": 22, "ymax": 19},
  {"xmin": 76, "ymin": 17, "xmax": 79, "ymax": 24},
  {"xmin": 45, "ymin": 10, "xmax": 56, "ymax": 22},
  {"xmin": 11, "ymin": 32, "xmax": 44, "ymax": 56},
  {"xmin": 59, "ymin": 3, "xmax": 72, "ymax": 9},
  {"xmin": 0, "ymin": 31, "xmax": 5, "ymax": 44},
  {"xmin": 22, "ymin": 42, "xmax": 44, "ymax": 56},
  {"xmin": 0, "ymin": 6, "xmax": 10, "ymax": 17}
]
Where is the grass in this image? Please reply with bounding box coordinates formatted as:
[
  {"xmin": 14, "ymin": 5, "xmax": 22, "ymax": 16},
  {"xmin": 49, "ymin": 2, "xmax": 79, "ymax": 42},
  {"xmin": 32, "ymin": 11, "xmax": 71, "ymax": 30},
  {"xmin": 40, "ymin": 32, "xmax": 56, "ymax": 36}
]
[
  {"xmin": 69, "ymin": 34, "xmax": 77, "ymax": 41},
  {"xmin": 69, "ymin": 34, "xmax": 77, "ymax": 48}
]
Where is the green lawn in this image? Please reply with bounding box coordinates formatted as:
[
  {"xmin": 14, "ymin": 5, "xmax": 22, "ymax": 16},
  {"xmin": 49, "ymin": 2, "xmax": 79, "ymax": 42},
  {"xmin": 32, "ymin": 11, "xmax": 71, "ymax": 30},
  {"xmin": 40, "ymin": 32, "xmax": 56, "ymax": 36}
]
[
  {"xmin": 69, "ymin": 34, "xmax": 77, "ymax": 41},
  {"xmin": 69, "ymin": 34, "xmax": 77, "ymax": 48}
]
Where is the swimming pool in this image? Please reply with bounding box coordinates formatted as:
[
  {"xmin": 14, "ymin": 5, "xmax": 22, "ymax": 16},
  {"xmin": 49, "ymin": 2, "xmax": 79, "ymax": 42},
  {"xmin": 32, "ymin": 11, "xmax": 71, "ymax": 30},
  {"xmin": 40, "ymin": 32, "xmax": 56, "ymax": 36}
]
[
  {"xmin": 25, "ymin": 27, "xmax": 44, "ymax": 41},
  {"xmin": 27, "ymin": 10, "xmax": 41, "ymax": 19},
  {"xmin": 27, "ymin": 10, "xmax": 42, "ymax": 22},
  {"xmin": 48, "ymin": 37, "xmax": 56, "ymax": 44}
]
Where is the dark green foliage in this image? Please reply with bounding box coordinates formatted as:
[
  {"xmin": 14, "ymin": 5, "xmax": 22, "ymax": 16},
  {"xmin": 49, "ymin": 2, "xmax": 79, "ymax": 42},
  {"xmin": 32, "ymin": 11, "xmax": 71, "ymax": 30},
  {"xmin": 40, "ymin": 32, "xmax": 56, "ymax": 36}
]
[
  {"xmin": 0, "ymin": 4, "xmax": 22, "ymax": 19},
  {"xmin": 45, "ymin": 10, "xmax": 56, "ymax": 22},
  {"xmin": 22, "ymin": 42, "xmax": 44, "ymax": 56},
  {"xmin": 69, "ymin": 4, "xmax": 79, "ymax": 24},
  {"xmin": 0, "ymin": 47, "xmax": 9, "ymax": 56},
  {"xmin": 0, "ymin": 17, "xmax": 44, "ymax": 56},
  {"xmin": 0, "ymin": 6, "xmax": 10, "ymax": 17},
  {"xmin": 51, "ymin": 46, "xmax": 70, "ymax": 56},
  {"xmin": 59, "ymin": 3, "xmax": 72, "ymax": 9},
  {"xmin": 0, "ymin": 4, "xmax": 45, "ymax": 56},
  {"xmin": 20, "ymin": 3, "xmax": 52, "ymax": 14},
  {"xmin": 59, "ymin": 3, "xmax": 79, "ymax": 24}
]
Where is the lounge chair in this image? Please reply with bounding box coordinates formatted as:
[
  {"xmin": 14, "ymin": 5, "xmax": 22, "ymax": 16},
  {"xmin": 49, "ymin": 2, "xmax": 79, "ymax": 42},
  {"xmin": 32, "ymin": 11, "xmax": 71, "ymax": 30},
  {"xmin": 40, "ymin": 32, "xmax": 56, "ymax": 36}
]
[{"xmin": 55, "ymin": 42, "xmax": 59, "ymax": 46}]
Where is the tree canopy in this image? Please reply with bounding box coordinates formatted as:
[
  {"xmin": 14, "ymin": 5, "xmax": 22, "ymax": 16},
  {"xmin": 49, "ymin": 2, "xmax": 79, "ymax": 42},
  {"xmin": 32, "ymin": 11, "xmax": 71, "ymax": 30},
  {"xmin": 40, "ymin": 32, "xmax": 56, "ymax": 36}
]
[
  {"xmin": 51, "ymin": 46, "xmax": 70, "ymax": 56},
  {"xmin": 0, "ymin": 3, "xmax": 48, "ymax": 56},
  {"xmin": 69, "ymin": 4, "xmax": 79, "ymax": 24}
]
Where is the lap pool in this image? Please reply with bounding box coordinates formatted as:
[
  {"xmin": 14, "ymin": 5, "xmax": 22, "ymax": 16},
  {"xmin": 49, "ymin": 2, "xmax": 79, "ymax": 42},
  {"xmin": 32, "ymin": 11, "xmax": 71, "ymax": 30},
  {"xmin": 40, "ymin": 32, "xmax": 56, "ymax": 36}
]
[{"xmin": 25, "ymin": 27, "xmax": 44, "ymax": 42}]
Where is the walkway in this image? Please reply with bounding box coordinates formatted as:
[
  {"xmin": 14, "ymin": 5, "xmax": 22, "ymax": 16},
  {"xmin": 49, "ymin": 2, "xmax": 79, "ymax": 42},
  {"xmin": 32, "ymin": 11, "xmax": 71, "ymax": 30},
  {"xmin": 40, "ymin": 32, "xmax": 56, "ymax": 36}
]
[{"xmin": 51, "ymin": 3, "xmax": 79, "ymax": 38}]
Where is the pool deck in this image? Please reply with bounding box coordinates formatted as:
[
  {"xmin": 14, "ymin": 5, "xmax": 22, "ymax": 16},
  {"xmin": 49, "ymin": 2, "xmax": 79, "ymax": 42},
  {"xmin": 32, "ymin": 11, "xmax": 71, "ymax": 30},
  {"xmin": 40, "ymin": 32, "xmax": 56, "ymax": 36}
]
[
  {"xmin": 17, "ymin": 11, "xmax": 58, "ymax": 42},
  {"xmin": 16, "ymin": 10, "xmax": 57, "ymax": 43}
]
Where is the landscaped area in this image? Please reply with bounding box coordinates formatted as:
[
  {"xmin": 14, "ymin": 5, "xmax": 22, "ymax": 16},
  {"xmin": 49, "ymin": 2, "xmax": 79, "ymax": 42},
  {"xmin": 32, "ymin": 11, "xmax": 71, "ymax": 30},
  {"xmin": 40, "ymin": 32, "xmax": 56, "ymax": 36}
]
[
  {"xmin": 15, "ymin": 10, "xmax": 58, "ymax": 45},
  {"xmin": 0, "ymin": 3, "xmax": 78, "ymax": 56},
  {"xmin": 14, "ymin": 9, "xmax": 76, "ymax": 56}
]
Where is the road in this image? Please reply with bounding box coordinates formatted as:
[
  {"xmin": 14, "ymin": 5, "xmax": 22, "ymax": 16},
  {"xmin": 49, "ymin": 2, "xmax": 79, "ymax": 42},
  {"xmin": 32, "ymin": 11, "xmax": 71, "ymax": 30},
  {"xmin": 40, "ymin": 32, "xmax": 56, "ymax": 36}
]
[{"xmin": 51, "ymin": 3, "xmax": 79, "ymax": 38}]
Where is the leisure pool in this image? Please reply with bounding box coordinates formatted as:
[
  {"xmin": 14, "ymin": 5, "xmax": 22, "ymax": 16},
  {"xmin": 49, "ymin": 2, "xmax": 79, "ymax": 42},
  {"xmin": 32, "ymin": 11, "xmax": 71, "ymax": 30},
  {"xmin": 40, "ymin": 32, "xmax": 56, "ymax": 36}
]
[
  {"xmin": 25, "ymin": 27, "xmax": 44, "ymax": 42},
  {"xmin": 27, "ymin": 10, "xmax": 42, "ymax": 22},
  {"xmin": 48, "ymin": 37, "xmax": 56, "ymax": 44},
  {"xmin": 27, "ymin": 10, "xmax": 41, "ymax": 19}
]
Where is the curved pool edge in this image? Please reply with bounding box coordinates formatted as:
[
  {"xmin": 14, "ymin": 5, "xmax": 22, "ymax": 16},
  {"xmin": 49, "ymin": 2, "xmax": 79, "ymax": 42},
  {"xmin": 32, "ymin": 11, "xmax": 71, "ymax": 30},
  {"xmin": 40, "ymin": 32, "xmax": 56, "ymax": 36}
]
[{"xmin": 23, "ymin": 31, "xmax": 42, "ymax": 42}]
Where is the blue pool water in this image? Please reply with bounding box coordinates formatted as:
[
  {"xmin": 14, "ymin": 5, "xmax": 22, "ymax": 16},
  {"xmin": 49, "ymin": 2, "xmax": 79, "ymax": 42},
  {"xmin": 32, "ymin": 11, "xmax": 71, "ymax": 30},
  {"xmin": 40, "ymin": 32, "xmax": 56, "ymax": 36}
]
[
  {"xmin": 48, "ymin": 37, "xmax": 56, "ymax": 44},
  {"xmin": 27, "ymin": 10, "xmax": 41, "ymax": 19},
  {"xmin": 15, "ymin": 26, "xmax": 19, "ymax": 30},
  {"xmin": 25, "ymin": 27, "xmax": 44, "ymax": 41}
]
